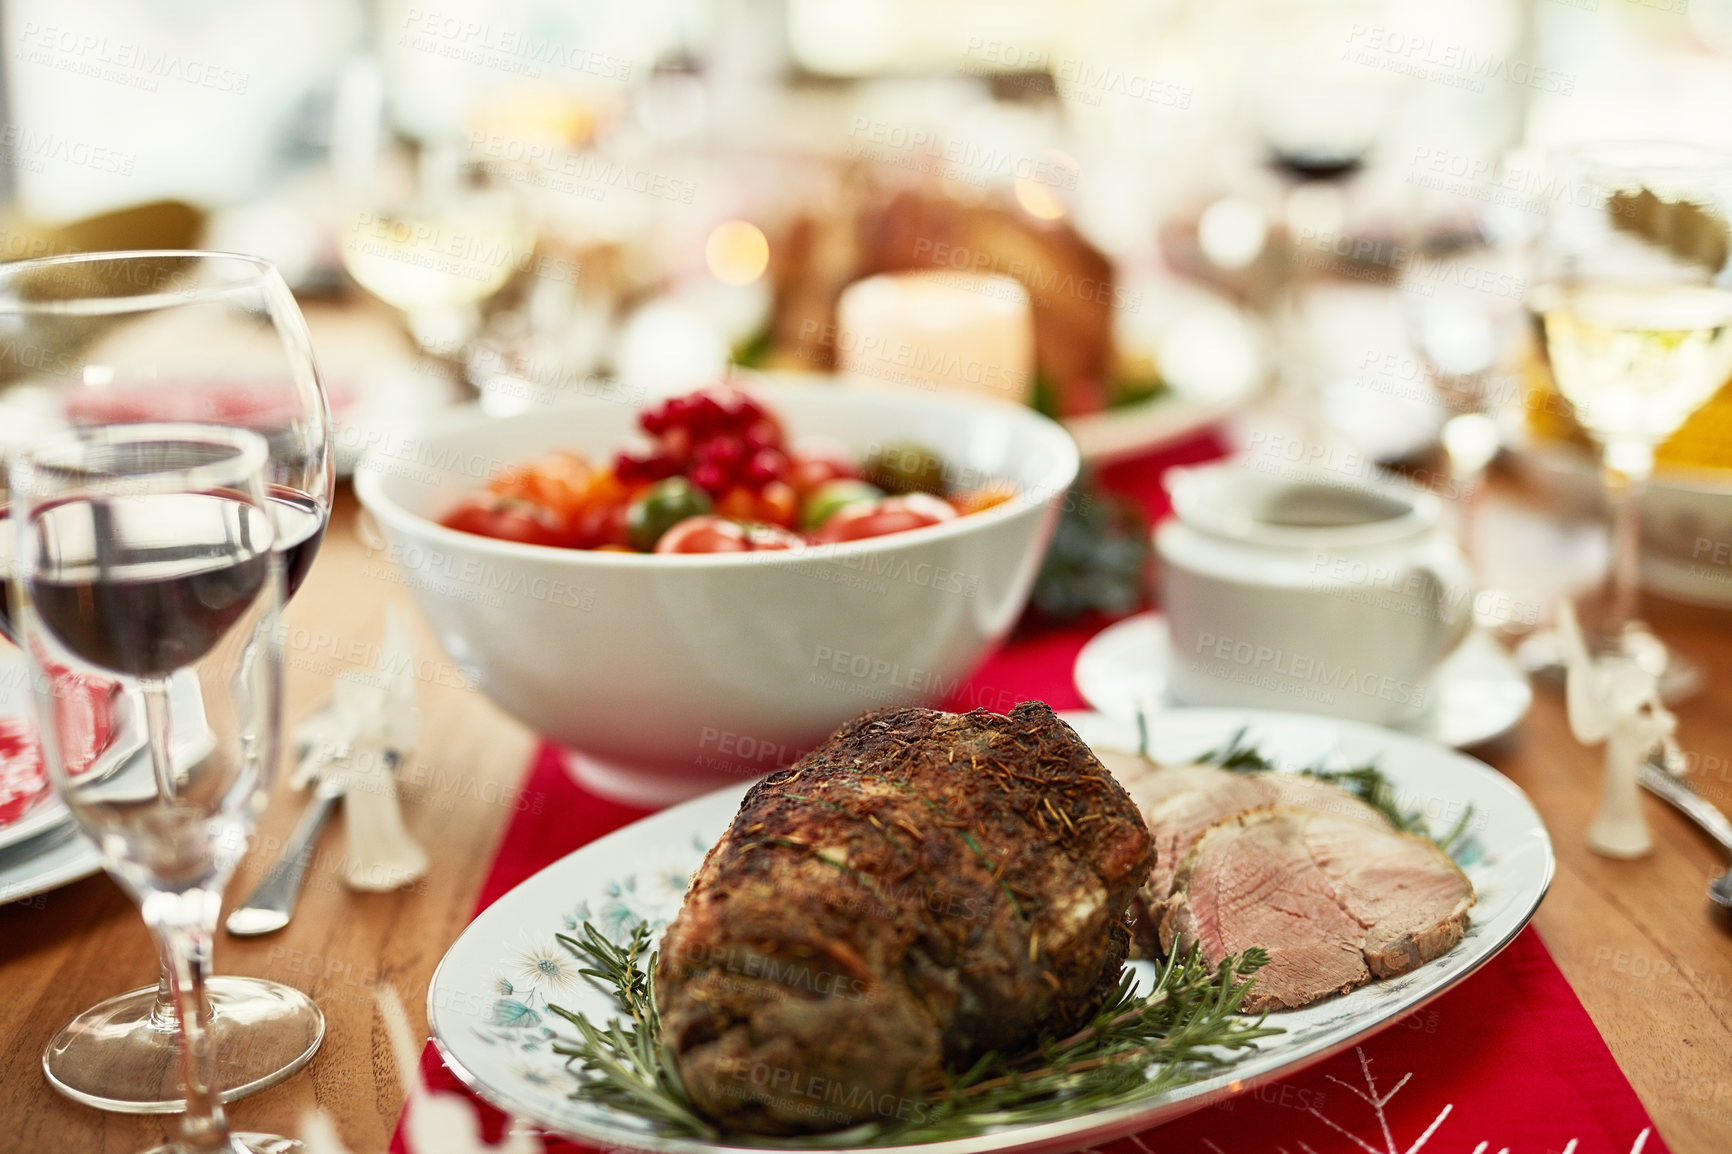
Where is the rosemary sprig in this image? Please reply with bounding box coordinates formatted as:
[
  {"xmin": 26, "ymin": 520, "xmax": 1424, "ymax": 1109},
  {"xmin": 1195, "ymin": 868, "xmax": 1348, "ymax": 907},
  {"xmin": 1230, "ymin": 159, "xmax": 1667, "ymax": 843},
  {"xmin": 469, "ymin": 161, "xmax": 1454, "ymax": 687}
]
[
  {"xmin": 903, "ymin": 945, "xmax": 1281, "ymax": 1140},
  {"xmin": 547, "ymin": 923, "xmax": 714, "ymax": 1137},
  {"xmin": 1197, "ymin": 726, "xmax": 1477, "ymax": 857},
  {"xmin": 544, "ymin": 922, "xmax": 1282, "ymax": 1147}
]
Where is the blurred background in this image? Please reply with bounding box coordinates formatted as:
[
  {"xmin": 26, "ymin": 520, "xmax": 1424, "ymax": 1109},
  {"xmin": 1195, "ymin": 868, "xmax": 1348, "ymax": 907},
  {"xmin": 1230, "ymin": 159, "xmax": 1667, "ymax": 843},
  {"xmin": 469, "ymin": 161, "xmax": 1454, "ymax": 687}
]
[{"xmin": 4, "ymin": 0, "xmax": 1732, "ymax": 618}]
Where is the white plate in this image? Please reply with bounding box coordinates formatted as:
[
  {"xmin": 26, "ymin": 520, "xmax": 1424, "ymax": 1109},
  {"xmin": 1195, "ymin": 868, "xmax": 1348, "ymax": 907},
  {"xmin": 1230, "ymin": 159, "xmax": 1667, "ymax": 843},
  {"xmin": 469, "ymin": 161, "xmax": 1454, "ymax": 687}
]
[
  {"xmin": 426, "ymin": 708, "xmax": 1551, "ymax": 1154},
  {"xmin": 0, "ymin": 822, "xmax": 102, "ymax": 905},
  {"xmin": 0, "ymin": 790, "xmax": 71, "ymax": 854},
  {"xmin": 1074, "ymin": 612, "xmax": 1532, "ymax": 750},
  {"xmin": 1066, "ymin": 281, "xmax": 1267, "ymax": 463},
  {"xmin": 0, "ymin": 649, "xmax": 206, "ymax": 901},
  {"xmin": 733, "ymin": 282, "xmax": 1266, "ymax": 468}
]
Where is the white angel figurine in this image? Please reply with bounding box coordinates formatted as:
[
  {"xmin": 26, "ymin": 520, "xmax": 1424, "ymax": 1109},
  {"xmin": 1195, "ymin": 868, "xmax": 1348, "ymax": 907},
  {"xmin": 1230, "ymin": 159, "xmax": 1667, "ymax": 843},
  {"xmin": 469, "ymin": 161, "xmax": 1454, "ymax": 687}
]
[
  {"xmin": 335, "ymin": 603, "xmax": 429, "ymax": 890},
  {"xmin": 1557, "ymin": 602, "xmax": 1676, "ymax": 858},
  {"xmin": 292, "ymin": 604, "xmax": 429, "ymax": 891}
]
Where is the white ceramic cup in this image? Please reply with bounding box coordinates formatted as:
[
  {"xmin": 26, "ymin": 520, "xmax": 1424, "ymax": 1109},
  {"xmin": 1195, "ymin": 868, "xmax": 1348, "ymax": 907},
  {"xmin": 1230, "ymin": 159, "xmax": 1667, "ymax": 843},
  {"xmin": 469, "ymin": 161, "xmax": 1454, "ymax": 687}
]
[{"xmin": 1157, "ymin": 461, "xmax": 1474, "ymax": 727}]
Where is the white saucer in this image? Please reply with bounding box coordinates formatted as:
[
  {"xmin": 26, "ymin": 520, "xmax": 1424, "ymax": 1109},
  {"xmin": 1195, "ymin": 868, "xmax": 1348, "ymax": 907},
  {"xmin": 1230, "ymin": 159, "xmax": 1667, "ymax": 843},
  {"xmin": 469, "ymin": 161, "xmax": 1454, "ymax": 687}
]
[{"xmin": 1073, "ymin": 612, "xmax": 1532, "ymax": 749}]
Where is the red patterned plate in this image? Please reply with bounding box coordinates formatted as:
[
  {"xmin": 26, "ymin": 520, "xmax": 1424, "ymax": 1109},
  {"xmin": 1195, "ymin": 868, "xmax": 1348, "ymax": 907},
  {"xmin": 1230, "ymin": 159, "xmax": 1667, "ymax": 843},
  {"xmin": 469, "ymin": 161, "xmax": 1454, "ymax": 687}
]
[
  {"xmin": 0, "ymin": 663, "xmax": 116, "ymax": 851},
  {"xmin": 0, "ymin": 717, "xmax": 48, "ymax": 827}
]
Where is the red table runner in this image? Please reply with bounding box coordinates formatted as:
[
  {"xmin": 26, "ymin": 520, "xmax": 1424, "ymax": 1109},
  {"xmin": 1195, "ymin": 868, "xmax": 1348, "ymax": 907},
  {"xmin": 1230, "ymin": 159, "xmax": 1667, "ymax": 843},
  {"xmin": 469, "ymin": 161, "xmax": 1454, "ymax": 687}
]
[{"xmin": 391, "ymin": 434, "xmax": 1666, "ymax": 1154}]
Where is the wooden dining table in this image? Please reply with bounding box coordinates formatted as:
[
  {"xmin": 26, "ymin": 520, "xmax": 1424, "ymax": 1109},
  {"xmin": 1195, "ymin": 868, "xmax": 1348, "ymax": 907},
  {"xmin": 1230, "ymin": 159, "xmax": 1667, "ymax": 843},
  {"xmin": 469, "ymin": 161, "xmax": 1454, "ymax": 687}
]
[{"xmin": 2, "ymin": 484, "xmax": 1731, "ymax": 1154}]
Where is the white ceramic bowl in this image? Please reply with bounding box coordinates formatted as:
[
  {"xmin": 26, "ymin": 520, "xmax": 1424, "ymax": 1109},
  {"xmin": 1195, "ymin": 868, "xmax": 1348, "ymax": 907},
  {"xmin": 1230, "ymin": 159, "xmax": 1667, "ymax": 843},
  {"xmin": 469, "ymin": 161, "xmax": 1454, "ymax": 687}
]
[{"xmin": 354, "ymin": 382, "xmax": 1078, "ymax": 804}]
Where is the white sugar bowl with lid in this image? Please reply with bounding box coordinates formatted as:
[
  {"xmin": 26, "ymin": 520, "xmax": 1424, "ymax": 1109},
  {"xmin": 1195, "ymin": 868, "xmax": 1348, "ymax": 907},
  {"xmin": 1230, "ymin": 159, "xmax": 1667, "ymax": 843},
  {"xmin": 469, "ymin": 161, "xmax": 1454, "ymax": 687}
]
[{"xmin": 1156, "ymin": 462, "xmax": 1475, "ymax": 728}]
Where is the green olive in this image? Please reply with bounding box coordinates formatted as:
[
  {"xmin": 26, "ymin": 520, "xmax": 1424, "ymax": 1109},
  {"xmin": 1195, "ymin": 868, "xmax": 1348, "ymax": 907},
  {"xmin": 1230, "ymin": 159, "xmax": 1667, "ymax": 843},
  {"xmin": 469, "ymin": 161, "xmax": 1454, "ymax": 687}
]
[
  {"xmin": 865, "ymin": 443, "xmax": 946, "ymax": 496},
  {"xmin": 800, "ymin": 479, "xmax": 884, "ymax": 530},
  {"xmin": 627, "ymin": 477, "xmax": 712, "ymax": 551}
]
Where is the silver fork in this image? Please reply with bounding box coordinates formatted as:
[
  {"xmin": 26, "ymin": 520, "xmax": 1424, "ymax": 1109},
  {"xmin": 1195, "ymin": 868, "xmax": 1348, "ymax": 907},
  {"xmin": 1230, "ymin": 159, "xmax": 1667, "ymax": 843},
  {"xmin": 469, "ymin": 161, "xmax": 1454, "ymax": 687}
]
[{"xmin": 1639, "ymin": 759, "xmax": 1732, "ymax": 910}]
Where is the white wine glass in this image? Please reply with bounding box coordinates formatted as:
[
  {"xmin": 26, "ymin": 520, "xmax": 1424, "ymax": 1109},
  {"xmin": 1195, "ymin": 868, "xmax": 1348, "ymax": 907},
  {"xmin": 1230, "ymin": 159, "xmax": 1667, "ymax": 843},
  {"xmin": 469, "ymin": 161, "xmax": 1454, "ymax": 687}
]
[
  {"xmin": 0, "ymin": 251, "xmax": 329, "ymax": 1111},
  {"xmin": 1534, "ymin": 142, "xmax": 1732, "ymax": 670},
  {"xmin": 339, "ymin": 141, "xmax": 536, "ymax": 357},
  {"xmin": 11, "ymin": 424, "xmax": 297, "ymax": 1154}
]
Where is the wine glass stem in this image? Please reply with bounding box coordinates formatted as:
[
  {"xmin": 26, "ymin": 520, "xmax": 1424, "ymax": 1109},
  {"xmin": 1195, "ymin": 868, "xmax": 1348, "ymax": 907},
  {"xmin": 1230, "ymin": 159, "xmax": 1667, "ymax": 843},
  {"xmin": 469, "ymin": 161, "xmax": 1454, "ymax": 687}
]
[
  {"xmin": 1602, "ymin": 440, "xmax": 1655, "ymax": 641},
  {"xmin": 147, "ymin": 891, "xmax": 232, "ymax": 1153},
  {"xmin": 142, "ymin": 677, "xmax": 204, "ymax": 1038},
  {"xmin": 1440, "ymin": 410, "xmax": 1499, "ymax": 565},
  {"xmin": 142, "ymin": 678, "xmax": 178, "ymax": 802},
  {"xmin": 148, "ymin": 930, "xmax": 216, "ymax": 1031}
]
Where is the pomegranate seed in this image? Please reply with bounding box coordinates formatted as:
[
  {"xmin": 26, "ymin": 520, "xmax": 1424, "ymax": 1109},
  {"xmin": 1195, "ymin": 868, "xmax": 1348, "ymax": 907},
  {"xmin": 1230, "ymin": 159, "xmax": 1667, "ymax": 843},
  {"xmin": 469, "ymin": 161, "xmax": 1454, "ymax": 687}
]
[
  {"xmin": 663, "ymin": 426, "xmax": 694, "ymax": 462},
  {"xmin": 731, "ymin": 394, "xmax": 766, "ymax": 425},
  {"xmin": 697, "ymin": 436, "xmax": 745, "ymax": 467},
  {"xmin": 742, "ymin": 418, "xmax": 781, "ymax": 452},
  {"xmin": 745, "ymin": 448, "xmax": 788, "ymax": 486},
  {"xmin": 691, "ymin": 393, "xmax": 726, "ymax": 432},
  {"xmin": 664, "ymin": 396, "xmax": 696, "ymax": 427},
  {"xmin": 691, "ymin": 462, "xmax": 728, "ymax": 493}
]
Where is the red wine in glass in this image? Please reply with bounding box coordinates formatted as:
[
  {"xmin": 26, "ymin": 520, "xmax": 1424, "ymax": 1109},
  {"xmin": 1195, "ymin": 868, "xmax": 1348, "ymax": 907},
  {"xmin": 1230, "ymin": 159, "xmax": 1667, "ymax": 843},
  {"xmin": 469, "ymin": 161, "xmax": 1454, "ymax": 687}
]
[
  {"xmin": 267, "ymin": 485, "xmax": 326, "ymax": 600},
  {"xmin": 0, "ymin": 486, "xmax": 323, "ymax": 642},
  {"xmin": 24, "ymin": 493, "xmax": 272, "ymax": 678}
]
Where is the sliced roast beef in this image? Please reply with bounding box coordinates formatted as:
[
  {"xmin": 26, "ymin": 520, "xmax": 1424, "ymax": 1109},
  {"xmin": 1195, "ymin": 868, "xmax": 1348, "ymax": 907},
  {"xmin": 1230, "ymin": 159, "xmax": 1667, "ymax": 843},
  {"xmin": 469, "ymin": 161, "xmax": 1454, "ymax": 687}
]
[
  {"xmin": 1158, "ymin": 807, "xmax": 1474, "ymax": 1011},
  {"xmin": 1106, "ymin": 761, "xmax": 1391, "ymax": 905}
]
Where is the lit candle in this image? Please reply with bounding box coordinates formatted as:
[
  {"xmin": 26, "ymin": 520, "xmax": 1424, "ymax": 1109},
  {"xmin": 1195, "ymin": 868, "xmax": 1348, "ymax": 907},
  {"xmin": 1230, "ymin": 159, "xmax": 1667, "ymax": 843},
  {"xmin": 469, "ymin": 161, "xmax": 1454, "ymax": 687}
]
[{"xmin": 835, "ymin": 271, "xmax": 1034, "ymax": 404}]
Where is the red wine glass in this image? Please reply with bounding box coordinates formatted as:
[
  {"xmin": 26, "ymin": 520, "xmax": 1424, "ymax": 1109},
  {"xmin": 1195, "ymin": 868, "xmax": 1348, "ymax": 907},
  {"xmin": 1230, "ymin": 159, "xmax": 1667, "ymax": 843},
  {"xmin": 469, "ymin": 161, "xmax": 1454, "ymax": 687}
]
[
  {"xmin": 0, "ymin": 251, "xmax": 329, "ymax": 1111},
  {"xmin": 11, "ymin": 424, "xmax": 299, "ymax": 1154}
]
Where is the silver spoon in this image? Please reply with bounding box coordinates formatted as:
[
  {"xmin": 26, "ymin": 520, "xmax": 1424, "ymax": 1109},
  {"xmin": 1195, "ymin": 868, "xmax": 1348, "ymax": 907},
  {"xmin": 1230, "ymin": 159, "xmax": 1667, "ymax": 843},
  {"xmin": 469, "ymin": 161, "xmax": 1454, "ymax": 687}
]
[{"xmin": 1638, "ymin": 760, "xmax": 1732, "ymax": 909}]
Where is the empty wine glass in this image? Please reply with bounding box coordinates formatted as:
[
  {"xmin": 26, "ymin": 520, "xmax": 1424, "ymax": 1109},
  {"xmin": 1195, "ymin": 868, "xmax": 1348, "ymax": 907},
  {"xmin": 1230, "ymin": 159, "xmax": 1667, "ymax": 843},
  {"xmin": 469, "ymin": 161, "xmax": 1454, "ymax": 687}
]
[
  {"xmin": 1397, "ymin": 159, "xmax": 1532, "ymax": 586},
  {"xmin": 11, "ymin": 424, "xmax": 297, "ymax": 1154},
  {"xmin": 1534, "ymin": 142, "xmax": 1732, "ymax": 673},
  {"xmin": 0, "ymin": 251, "xmax": 328, "ymax": 1111}
]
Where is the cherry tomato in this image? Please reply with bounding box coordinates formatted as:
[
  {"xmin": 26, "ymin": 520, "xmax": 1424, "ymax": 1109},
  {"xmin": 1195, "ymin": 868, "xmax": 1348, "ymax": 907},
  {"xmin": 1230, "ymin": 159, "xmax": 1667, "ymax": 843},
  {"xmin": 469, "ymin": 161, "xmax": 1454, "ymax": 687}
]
[
  {"xmin": 488, "ymin": 451, "xmax": 591, "ymax": 515},
  {"xmin": 788, "ymin": 454, "xmax": 857, "ymax": 495},
  {"xmin": 442, "ymin": 496, "xmax": 573, "ymax": 547},
  {"xmin": 744, "ymin": 523, "xmax": 805, "ymax": 550},
  {"xmin": 756, "ymin": 480, "xmax": 800, "ymax": 528},
  {"xmin": 716, "ymin": 486, "xmax": 759, "ymax": 521},
  {"xmin": 814, "ymin": 494, "xmax": 957, "ymax": 543},
  {"xmin": 585, "ymin": 468, "xmax": 630, "ymax": 508},
  {"xmin": 574, "ymin": 501, "xmax": 630, "ymax": 549},
  {"xmin": 655, "ymin": 516, "xmax": 753, "ymax": 554}
]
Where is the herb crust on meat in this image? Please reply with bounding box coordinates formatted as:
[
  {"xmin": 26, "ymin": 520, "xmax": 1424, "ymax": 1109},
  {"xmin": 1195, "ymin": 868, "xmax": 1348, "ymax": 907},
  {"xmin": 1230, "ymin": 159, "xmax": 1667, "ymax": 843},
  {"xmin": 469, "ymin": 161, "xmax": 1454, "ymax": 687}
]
[{"xmin": 654, "ymin": 702, "xmax": 1153, "ymax": 1135}]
